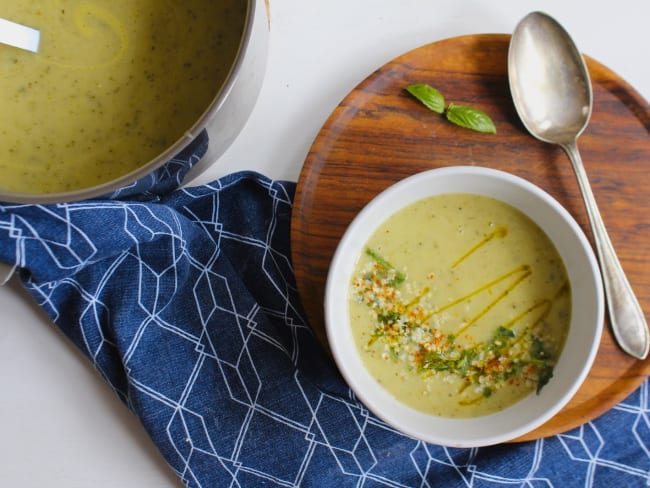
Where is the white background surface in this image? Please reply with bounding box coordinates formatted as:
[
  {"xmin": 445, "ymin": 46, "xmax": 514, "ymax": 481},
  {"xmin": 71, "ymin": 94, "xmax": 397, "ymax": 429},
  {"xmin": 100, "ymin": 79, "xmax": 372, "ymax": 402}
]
[{"xmin": 1, "ymin": 1, "xmax": 648, "ymax": 486}]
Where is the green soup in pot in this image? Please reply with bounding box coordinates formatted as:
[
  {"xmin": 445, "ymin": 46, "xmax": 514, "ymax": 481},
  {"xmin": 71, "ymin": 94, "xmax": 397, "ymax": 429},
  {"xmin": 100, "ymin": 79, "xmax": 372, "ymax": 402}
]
[{"xmin": 0, "ymin": 0, "xmax": 245, "ymax": 194}]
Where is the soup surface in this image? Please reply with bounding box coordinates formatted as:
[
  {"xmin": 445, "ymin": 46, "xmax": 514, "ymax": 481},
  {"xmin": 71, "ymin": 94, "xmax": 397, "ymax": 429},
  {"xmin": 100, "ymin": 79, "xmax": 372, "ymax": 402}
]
[
  {"xmin": 0, "ymin": 0, "xmax": 245, "ymax": 194},
  {"xmin": 349, "ymin": 193, "xmax": 571, "ymax": 418}
]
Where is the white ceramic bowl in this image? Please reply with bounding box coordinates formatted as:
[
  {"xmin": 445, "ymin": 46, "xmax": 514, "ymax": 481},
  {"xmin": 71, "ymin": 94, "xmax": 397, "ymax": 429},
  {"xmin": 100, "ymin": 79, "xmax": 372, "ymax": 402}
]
[{"xmin": 325, "ymin": 166, "xmax": 604, "ymax": 447}]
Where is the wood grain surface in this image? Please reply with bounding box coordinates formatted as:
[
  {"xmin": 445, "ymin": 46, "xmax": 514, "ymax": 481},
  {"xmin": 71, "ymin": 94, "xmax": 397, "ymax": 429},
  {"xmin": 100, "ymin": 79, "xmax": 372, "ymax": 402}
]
[{"xmin": 290, "ymin": 34, "xmax": 650, "ymax": 441}]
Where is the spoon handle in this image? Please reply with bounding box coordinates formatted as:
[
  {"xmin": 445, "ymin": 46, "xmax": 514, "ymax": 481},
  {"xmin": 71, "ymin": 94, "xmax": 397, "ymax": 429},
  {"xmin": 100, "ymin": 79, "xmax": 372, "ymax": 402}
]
[{"xmin": 562, "ymin": 141, "xmax": 649, "ymax": 359}]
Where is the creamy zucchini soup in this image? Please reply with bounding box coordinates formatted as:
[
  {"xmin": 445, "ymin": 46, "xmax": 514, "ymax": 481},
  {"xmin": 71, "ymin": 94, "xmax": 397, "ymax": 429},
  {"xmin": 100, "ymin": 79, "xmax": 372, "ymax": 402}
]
[
  {"xmin": 0, "ymin": 1, "xmax": 245, "ymax": 194},
  {"xmin": 349, "ymin": 193, "xmax": 571, "ymax": 418}
]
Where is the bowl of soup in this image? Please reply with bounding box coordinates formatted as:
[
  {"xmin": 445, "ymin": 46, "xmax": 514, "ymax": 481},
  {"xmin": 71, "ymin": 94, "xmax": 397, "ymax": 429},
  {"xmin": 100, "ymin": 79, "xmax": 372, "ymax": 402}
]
[
  {"xmin": 325, "ymin": 166, "xmax": 604, "ymax": 447},
  {"xmin": 0, "ymin": 0, "xmax": 268, "ymax": 203}
]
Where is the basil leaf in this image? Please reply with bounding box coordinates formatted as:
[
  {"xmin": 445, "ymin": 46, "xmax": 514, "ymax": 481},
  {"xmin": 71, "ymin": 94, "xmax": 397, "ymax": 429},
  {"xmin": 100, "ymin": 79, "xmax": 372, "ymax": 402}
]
[
  {"xmin": 405, "ymin": 83, "xmax": 445, "ymax": 114},
  {"xmin": 445, "ymin": 103, "xmax": 497, "ymax": 134}
]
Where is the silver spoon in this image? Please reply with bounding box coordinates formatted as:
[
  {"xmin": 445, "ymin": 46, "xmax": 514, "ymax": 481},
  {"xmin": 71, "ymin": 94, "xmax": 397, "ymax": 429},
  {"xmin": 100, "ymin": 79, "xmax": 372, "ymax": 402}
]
[{"xmin": 508, "ymin": 11, "xmax": 649, "ymax": 360}]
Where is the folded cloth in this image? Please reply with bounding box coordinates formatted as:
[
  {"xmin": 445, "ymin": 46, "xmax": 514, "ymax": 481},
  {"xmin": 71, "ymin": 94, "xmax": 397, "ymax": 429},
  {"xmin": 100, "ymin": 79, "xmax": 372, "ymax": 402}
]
[{"xmin": 1, "ymin": 139, "xmax": 649, "ymax": 486}]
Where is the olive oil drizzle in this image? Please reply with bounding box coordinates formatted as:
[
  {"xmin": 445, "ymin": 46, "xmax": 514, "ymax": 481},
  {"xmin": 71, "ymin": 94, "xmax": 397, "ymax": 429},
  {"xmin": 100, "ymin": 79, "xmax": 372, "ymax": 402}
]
[
  {"xmin": 427, "ymin": 264, "xmax": 532, "ymax": 336},
  {"xmin": 451, "ymin": 225, "xmax": 508, "ymax": 268}
]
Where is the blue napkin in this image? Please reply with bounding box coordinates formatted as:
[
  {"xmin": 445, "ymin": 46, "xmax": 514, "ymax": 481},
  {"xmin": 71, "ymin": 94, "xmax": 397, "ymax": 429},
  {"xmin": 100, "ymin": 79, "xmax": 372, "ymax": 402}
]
[{"xmin": 1, "ymin": 134, "xmax": 649, "ymax": 487}]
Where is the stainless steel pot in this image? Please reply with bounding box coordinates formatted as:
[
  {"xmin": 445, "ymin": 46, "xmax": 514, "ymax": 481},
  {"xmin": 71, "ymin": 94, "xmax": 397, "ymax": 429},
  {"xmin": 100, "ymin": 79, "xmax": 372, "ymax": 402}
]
[{"xmin": 0, "ymin": 0, "xmax": 269, "ymax": 205}]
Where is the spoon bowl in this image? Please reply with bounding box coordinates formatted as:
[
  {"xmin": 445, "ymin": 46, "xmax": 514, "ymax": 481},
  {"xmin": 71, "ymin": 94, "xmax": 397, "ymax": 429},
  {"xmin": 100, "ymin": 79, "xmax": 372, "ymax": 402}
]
[
  {"xmin": 508, "ymin": 12, "xmax": 592, "ymax": 145},
  {"xmin": 508, "ymin": 11, "xmax": 649, "ymax": 360}
]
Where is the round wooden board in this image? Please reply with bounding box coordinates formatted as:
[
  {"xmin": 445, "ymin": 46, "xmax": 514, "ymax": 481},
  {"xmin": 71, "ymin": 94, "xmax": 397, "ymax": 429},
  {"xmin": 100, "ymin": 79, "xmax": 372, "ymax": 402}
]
[{"xmin": 290, "ymin": 34, "xmax": 650, "ymax": 442}]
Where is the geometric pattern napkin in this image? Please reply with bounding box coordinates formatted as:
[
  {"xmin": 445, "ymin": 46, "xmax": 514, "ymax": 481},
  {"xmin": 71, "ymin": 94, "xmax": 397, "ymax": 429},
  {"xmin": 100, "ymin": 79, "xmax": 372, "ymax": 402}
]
[{"xmin": 1, "ymin": 136, "xmax": 649, "ymax": 486}]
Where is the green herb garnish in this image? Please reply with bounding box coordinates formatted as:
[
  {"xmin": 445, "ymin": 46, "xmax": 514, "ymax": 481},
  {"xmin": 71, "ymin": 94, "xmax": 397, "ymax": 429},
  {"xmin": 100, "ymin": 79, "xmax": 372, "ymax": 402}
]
[
  {"xmin": 377, "ymin": 310, "xmax": 401, "ymax": 325},
  {"xmin": 365, "ymin": 248, "xmax": 406, "ymax": 285},
  {"xmin": 353, "ymin": 249, "xmax": 559, "ymax": 404},
  {"xmin": 405, "ymin": 83, "xmax": 497, "ymax": 134},
  {"xmin": 495, "ymin": 326, "xmax": 515, "ymax": 338}
]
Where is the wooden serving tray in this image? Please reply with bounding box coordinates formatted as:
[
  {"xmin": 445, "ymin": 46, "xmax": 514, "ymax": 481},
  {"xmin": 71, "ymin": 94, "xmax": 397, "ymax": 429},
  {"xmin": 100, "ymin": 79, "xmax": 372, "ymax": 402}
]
[{"xmin": 290, "ymin": 34, "xmax": 650, "ymax": 441}]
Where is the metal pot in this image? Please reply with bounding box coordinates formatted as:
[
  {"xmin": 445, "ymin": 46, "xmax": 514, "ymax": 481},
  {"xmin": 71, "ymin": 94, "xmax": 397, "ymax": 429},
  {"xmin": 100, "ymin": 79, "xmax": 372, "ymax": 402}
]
[{"xmin": 0, "ymin": 0, "xmax": 269, "ymax": 204}]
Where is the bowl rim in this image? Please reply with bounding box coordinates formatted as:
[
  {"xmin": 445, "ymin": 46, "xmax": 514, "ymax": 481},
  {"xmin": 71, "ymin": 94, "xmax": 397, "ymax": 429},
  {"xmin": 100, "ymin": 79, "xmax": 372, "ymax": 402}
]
[{"xmin": 324, "ymin": 165, "xmax": 604, "ymax": 447}]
